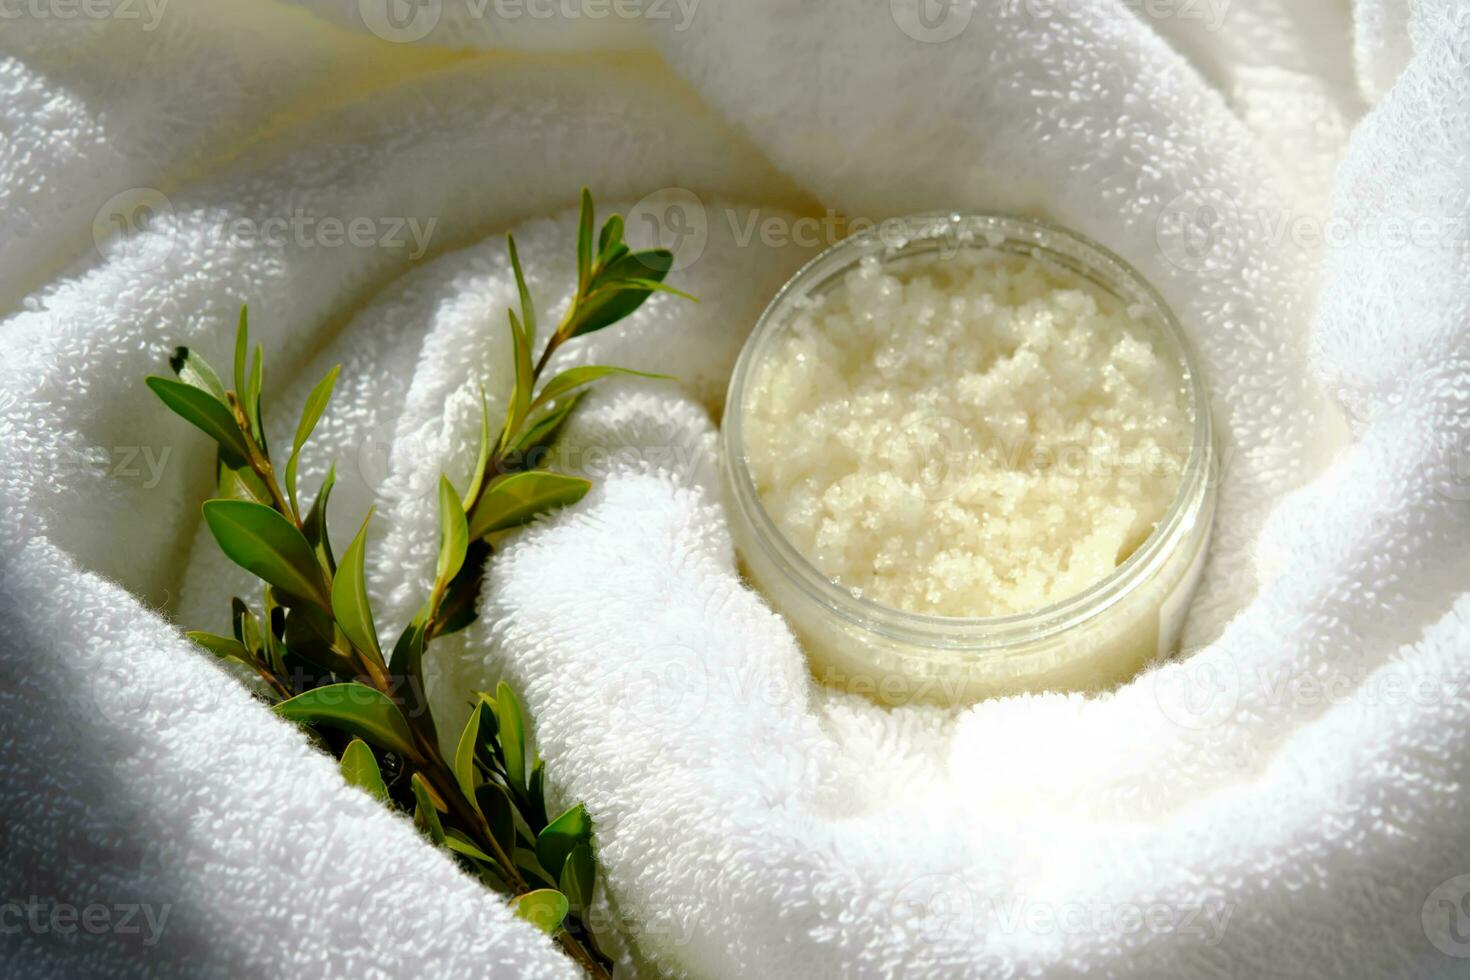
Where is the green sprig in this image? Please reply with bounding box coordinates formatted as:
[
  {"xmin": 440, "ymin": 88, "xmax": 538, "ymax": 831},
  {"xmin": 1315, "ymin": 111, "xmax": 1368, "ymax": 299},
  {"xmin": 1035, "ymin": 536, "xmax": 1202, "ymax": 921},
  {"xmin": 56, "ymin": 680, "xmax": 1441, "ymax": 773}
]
[{"xmin": 145, "ymin": 190, "xmax": 693, "ymax": 980}]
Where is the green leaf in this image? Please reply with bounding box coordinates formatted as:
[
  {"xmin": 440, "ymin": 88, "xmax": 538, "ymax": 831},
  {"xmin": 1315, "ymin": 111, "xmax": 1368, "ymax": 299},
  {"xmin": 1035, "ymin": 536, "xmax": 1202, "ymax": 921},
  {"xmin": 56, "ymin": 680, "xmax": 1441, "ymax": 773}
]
[
  {"xmin": 332, "ymin": 510, "xmax": 382, "ymax": 663},
  {"xmin": 234, "ymin": 306, "xmax": 249, "ymax": 401},
  {"xmin": 231, "ymin": 597, "xmax": 263, "ymax": 657},
  {"xmin": 388, "ymin": 619, "xmax": 427, "ymax": 686},
  {"xmin": 435, "ymin": 476, "xmax": 469, "ymax": 595},
  {"xmin": 507, "ymin": 233, "xmax": 536, "ymax": 348},
  {"xmin": 532, "ymin": 365, "xmax": 669, "ymax": 412},
  {"xmin": 565, "ymin": 285, "xmax": 659, "ymax": 339},
  {"xmin": 475, "ymin": 781, "xmax": 516, "ymax": 857},
  {"xmin": 245, "ymin": 342, "xmax": 265, "ymax": 446},
  {"xmin": 286, "ymin": 365, "xmax": 340, "ymax": 516},
  {"xmin": 431, "ymin": 542, "xmax": 487, "ymax": 637},
  {"xmin": 515, "ymin": 848, "xmax": 558, "ymax": 890},
  {"xmin": 187, "ymin": 629, "xmax": 271, "ymax": 688},
  {"xmin": 339, "ymin": 739, "xmax": 389, "ymax": 802},
  {"xmin": 604, "ymin": 248, "xmax": 674, "ymax": 282},
  {"xmin": 445, "ymin": 829, "xmax": 494, "ymax": 864},
  {"xmin": 274, "ymin": 683, "xmax": 416, "ymax": 757},
  {"xmin": 463, "ymin": 390, "xmax": 493, "ymax": 507},
  {"xmin": 512, "ymin": 395, "xmax": 584, "ymax": 458},
  {"xmin": 536, "ymin": 803, "xmax": 591, "ymax": 883},
  {"xmin": 412, "ymin": 773, "xmax": 446, "ymax": 845},
  {"xmin": 495, "ymin": 681, "xmax": 528, "ymax": 796},
  {"xmin": 576, "ymin": 188, "xmax": 594, "ymax": 296},
  {"xmin": 169, "ymin": 347, "xmax": 228, "ymax": 402},
  {"xmin": 387, "ymin": 619, "xmax": 434, "ymax": 738},
  {"xmin": 598, "ymin": 242, "xmax": 630, "ymax": 273},
  {"xmin": 202, "ymin": 500, "xmax": 330, "ymax": 608},
  {"xmin": 283, "ymin": 601, "xmax": 356, "ymax": 677},
  {"xmin": 217, "ymin": 458, "xmax": 272, "ymax": 505},
  {"xmin": 186, "ymin": 630, "xmax": 250, "ymax": 662},
  {"xmin": 607, "ymin": 277, "xmax": 698, "ymax": 302},
  {"xmin": 454, "ymin": 701, "xmax": 485, "ymax": 812},
  {"xmin": 527, "ymin": 761, "xmax": 549, "ymax": 829},
  {"xmin": 511, "ymin": 889, "xmax": 568, "ymax": 936},
  {"xmin": 559, "ymin": 843, "xmax": 595, "ymax": 913},
  {"xmin": 302, "ymin": 464, "xmax": 337, "ymax": 572},
  {"xmin": 596, "ymin": 213, "xmax": 623, "ymax": 261},
  {"xmin": 146, "ymin": 377, "xmax": 251, "ymax": 466},
  {"xmin": 500, "ymin": 310, "xmax": 534, "ymax": 451},
  {"xmin": 261, "ymin": 587, "xmax": 288, "ymax": 677},
  {"xmin": 467, "ymin": 471, "xmax": 592, "ymax": 541}
]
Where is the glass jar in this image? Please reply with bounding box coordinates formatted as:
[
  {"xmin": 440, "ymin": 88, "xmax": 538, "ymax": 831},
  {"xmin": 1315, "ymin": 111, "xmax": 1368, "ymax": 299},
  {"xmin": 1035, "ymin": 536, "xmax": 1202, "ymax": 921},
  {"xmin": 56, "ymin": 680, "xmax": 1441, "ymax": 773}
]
[{"xmin": 720, "ymin": 213, "xmax": 1216, "ymax": 706}]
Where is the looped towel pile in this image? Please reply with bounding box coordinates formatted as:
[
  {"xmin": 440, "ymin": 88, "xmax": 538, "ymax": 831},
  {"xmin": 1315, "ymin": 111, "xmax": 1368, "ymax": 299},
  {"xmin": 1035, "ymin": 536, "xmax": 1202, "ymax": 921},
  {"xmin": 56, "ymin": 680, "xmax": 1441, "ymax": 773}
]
[{"xmin": 3, "ymin": 1, "xmax": 1469, "ymax": 976}]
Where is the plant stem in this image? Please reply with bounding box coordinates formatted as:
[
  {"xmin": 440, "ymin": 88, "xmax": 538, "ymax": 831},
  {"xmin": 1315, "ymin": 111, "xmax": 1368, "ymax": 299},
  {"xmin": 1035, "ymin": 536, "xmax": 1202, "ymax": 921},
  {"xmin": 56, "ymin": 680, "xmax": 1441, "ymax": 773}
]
[
  {"xmin": 229, "ymin": 408, "xmax": 608, "ymax": 977},
  {"xmin": 557, "ymin": 931, "xmax": 611, "ymax": 980}
]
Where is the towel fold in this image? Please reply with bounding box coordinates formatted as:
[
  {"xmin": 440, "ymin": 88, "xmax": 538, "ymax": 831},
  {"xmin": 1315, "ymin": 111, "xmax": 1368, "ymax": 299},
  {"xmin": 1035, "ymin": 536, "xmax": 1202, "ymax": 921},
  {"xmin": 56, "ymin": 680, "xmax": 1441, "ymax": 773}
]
[{"xmin": 3, "ymin": 2, "xmax": 1468, "ymax": 977}]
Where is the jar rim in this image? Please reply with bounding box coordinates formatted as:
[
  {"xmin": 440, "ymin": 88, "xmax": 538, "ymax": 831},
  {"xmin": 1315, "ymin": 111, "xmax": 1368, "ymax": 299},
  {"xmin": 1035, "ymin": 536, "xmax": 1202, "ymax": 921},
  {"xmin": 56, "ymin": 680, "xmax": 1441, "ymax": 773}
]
[{"xmin": 720, "ymin": 212, "xmax": 1216, "ymax": 650}]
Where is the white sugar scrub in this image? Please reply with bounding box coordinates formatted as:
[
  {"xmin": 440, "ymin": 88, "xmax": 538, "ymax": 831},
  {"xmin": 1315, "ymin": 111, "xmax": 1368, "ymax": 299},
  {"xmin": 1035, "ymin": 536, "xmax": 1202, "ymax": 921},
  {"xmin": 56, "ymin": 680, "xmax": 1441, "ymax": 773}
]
[
  {"xmin": 721, "ymin": 215, "xmax": 1216, "ymax": 705},
  {"xmin": 745, "ymin": 251, "xmax": 1190, "ymax": 618}
]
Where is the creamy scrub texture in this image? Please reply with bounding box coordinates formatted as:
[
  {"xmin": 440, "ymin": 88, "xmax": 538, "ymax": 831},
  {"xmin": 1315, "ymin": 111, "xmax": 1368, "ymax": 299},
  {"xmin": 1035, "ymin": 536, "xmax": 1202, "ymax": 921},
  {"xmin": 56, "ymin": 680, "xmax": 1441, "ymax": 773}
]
[{"xmin": 742, "ymin": 251, "xmax": 1192, "ymax": 619}]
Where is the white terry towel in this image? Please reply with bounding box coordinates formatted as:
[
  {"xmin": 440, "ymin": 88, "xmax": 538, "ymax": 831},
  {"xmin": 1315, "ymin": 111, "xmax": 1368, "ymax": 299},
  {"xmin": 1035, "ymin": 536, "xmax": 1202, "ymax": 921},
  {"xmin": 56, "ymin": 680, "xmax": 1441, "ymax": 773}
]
[{"xmin": 3, "ymin": 1, "xmax": 1468, "ymax": 977}]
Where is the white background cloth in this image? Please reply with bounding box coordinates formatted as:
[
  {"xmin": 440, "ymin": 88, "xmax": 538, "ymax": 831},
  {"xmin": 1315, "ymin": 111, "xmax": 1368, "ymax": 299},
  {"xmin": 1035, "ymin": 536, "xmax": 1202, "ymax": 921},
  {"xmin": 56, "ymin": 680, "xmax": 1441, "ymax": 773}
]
[{"xmin": 3, "ymin": 0, "xmax": 1468, "ymax": 977}]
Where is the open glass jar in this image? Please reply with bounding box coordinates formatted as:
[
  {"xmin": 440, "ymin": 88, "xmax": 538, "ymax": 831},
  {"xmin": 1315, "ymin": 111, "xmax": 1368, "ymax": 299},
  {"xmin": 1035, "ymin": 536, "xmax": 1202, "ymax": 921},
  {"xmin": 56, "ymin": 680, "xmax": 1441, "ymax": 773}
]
[{"xmin": 720, "ymin": 213, "xmax": 1216, "ymax": 706}]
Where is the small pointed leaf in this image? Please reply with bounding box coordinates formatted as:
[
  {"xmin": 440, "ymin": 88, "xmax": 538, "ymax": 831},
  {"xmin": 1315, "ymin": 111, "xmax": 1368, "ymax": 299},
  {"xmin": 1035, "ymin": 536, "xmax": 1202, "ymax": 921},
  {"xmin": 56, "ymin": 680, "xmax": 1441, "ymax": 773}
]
[
  {"xmin": 435, "ymin": 476, "xmax": 469, "ymax": 594},
  {"xmin": 463, "ymin": 390, "xmax": 493, "ymax": 507},
  {"xmin": 453, "ymin": 701, "xmax": 486, "ymax": 811},
  {"xmin": 231, "ymin": 597, "xmax": 263, "ymax": 656},
  {"xmin": 500, "ymin": 311, "xmax": 534, "ymax": 450},
  {"xmin": 412, "ymin": 773, "xmax": 446, "ymax": 845},
  {"xmin": 536, "ymin": 803, "xmax": 591, "ymax": 883},
  {"xmin": 559, "ymin": 843, "xmax": 595, "ymax": 913},
  {"xmin": 339, "ymin": 739, "xmax": 389, "ymax": 802},
  {"xmin": 495, "ymin": 681, "xmax": 527, "ymax": 795},
  {"xmin": 169, "ymin": 347, "xmax": 228, "ymax": 402},
  {"xmin": 146, "ymin": 377, "xmax": 251, "ymax": 465},
  {"xmin": 273, "ymin": 683, "xmax": 416, "ymax": 757},
  {"xmin": 286, "ymin": 365, "xmax": 340, "ymax": 515},
  {"xmin": 513, "ymin": 396, "xmax": 583, "ymax": 458},
  {"xmin": 445, "ymin": 829, "xmax": 494, "ymax": 863},
  {"xmin": 202, "ymin": 500, "xmax": 329, "ymax": 607},
  {"xmin": 234, "ymin": 306, "xmax": 249, "ymax": 399},
  {"xmin": 575, "ymin": 188, "xmax": 594, "ymax": 295},
  {"xmin": 527, "ymin": 761, "xmax": 549, "ymax": 829},
  {"xmin": 476, "ymin": 781, "xmax": 516, "ymax": 857},
  {"xmin": 217, "ymin": 458, "xmax": 272, "ymax": 505},
  {"xmin": 511, "ymin": 889, "xmax": 568, "ymax": 936},
  {"xmin": 245, "ymin": 342, "xmax": 265, "ymax": 445},
  {"xmin": 302, "ymin": 465, "xmax": 337, "ymax": 571},
  {"xmin": 186, "ymin": 630, "xmax": 250, "ymax": 662},
  {"xmin": 507, "ymin": 233, "xmax": 536, "ymax": 347},
  {"xmin": 596, "ymin": 213, "xmax": 623, "ymax": 260},
  {"xmin": 532, "ymin": 365, "xmax": 668, "ymax": 412},
  {"xmin": 566, "ymin": 283, "xmax": 667, "ymax": 339},
  {"xmin": 332, "ymin": 510, "xmax": 382, "ymax": 662},
  {"xmin": 467, "ymin": 471, "xmax": 591, "ymax": 541}
]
